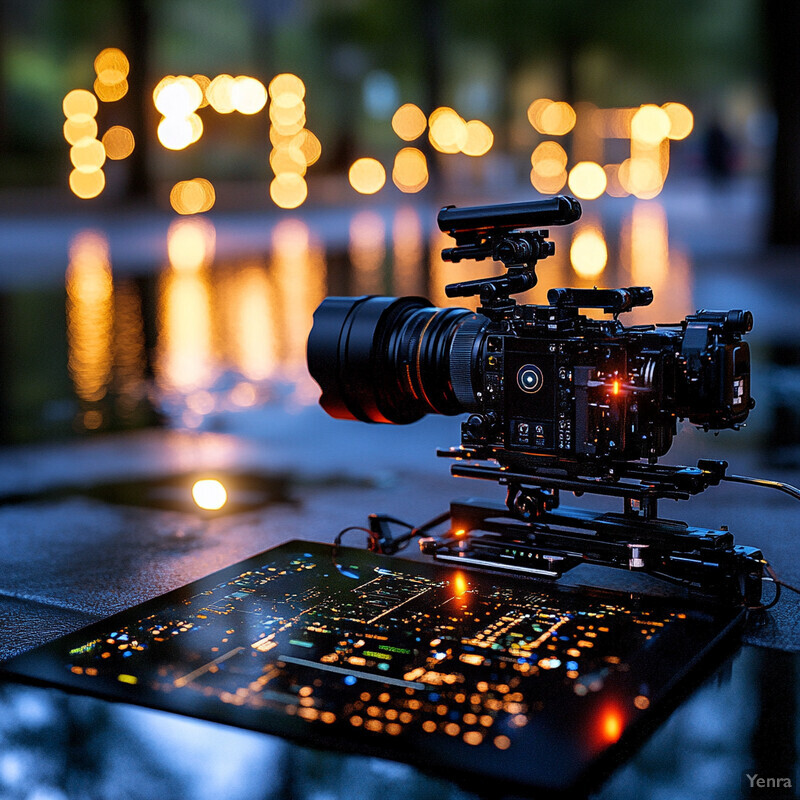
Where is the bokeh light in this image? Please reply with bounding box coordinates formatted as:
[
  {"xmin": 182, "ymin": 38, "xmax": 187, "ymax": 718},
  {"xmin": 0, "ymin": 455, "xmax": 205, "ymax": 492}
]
[
  {"xmin": 101, "ymin": 126, "xmax": 135, "ymax": 160},
  {"xmin": 531, "ymin": 141, "xmax": 568, "ymax": 175},
  {"xmin": 428, "ymin": 107, "xmax": 467, "ymax": 153},
  {"xmin": 158, "ymin": 115, "xmax": 203, "ymax": 150},
  {"xmin": 69, "ymin": 169, "xmax": 105, "ymax": 199},
  {"xmin": 63, "ymin": 118, "xmax": 98, "ymax": 146},
  {"xmin": 192, "ymin": 74, "xmax": 211, "ymax": 108},
  {"xmin": 268, "ymin": 73, "xmax": 306, "ymax": 102},
  {"xmin": 570, "ymin": 225, "xmax": 608, "ymax": 279},
  {"xmin": 167, "ymin": 217, "xmax": 216, "ymax": 272},
  {"xmin": 662, "ymin": 102, "xmax": 694, "ymax": 140},
  {"xmin": 70, "ymin": 138, "xmax": 106, "ymax": 173},
  {"xmin": 270, "ymin": 173, "xmax": 308, "ymax": 209},
  {"xmin": 568, "ymin": 161, "xmax": 607, "ymax": 200},
  {"xmin": 170, "ymin": 178, "xmax": 216, "ymax": 215},
  {"xmin": 391, "ymin": 103, "xmax": 427, "ymax": 141},
  {"xmin": 461, "ymin": 120, "xmax": 494, "ymax": 156},
  {"xmin": 270, "ymin": 145, "xmax": 307, "ymax": 176},
  {"xmin": 631, "ymin": 104, "xmax": 671, "ymax": 145},
  {"xmin": 348, "ymin": 158, "xmax": 386, "ymax": 194},
  {"xmin": 63, "ymin": 90, "xmax": 98, "ymax": 122},
  {"xmin": 392, "ymin": 147, "xmax": 428, "ymax": 193},
  {"xmin": 231, "ymin": 76, "xmax": 268, "ymax": 114},
  {"xmin": 619, "ymin": 157, "xmax": 664, "ymax": 199},
  {"xmin": 94, "ymin": 79, "xmax": 128, "ymax": 103},
  {"xmin": 94, "ymin": 48, "xmax": 129, "ymax": 86},
  {"xmin": 192, "ymin": 479, "xmax": 228, "ymax": 511},
  {"xmin": 206, "ymin": 74, "xmax": 236, "ymax": 114},
  {"xmin": 154, "ymin": 76, "xmax": 203, "ymax": 117},
  {"xmin": 528, "ymin": 99, "xmax": 576, "ymax": 135}
]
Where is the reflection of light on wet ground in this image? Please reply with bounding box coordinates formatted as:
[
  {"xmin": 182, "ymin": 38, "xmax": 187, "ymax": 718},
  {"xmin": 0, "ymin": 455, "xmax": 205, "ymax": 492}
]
[
  {"xmin": 66, "ymin": 231, "xmax": 113, "ymax": 408},
  {"xmin": 622, "ymin": 201, "xmax": 693, "ymax": 324},
  {"xmin": 217, "ymin": 261, "xmax": 277, "ymax": 382},
  {"xmin": 271, "ymin": 219, "xmax": 326, "ymax": 405},
  {"xmin": 570, "ymin": 218, "xmax": 608, "ymax": 280},
  {"xmin": 391, "ymin": 206, "xmax": 425, "ymax": 296},
  {"xmin": 349, "ymin": 211, "xmax": 386, "ymax": 295},
  {"xmin": 157, "ymin": 221, "xmax": 217, "ymax": 399},
  {"xmin": 112, "ymin": 279, "xmax": 147, "ymax": 412}
]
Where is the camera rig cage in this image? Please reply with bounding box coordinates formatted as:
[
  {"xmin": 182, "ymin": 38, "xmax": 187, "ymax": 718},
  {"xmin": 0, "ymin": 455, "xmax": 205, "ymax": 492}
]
[{"xmin": 319, "ymin": 197, "xmax": 800, "ymax": 609}]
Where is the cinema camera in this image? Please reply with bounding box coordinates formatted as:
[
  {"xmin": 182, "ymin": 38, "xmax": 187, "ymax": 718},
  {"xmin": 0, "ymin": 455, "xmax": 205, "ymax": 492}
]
[{"xmin": 308, "ymin": 196, "xmax": 799, "ymax": 608}]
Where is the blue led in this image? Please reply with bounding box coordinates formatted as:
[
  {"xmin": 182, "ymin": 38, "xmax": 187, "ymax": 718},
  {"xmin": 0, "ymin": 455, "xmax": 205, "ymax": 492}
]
[
  {"xmin": 517, "ymin": 657, "xmax": 527, "ymax": 664},
  {"xmin": 429, "ymin": 693, "xmax": 440, "ymax": 702},
  {"xmin": 344, "ymin": 675, "xmax": 357, "ymax": 686},
  {"xmin": 123, "ymin": 651, "xmax": 132, "ymax": 658},
  {"xmin": 566, "ymin": 661, "xmax": 579, "ymax": 671}
]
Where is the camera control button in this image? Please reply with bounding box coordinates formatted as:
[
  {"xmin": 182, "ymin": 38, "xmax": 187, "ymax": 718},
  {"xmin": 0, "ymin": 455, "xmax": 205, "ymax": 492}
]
[{"xmin": 517, "ymin": 364, "xmax": 544, "ymax": 394}]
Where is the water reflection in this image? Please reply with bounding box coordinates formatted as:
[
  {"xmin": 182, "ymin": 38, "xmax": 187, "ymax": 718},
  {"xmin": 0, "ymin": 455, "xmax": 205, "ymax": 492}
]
[
  {"xmin": 349, "ymin": 211, "xmax": 386, "ymax": 295},
  {"xmin": 157, "ymin": 219, "xmax": 217, "ymax": 402},
  {"xmin": 66, "ymin": 231, "xmax": 114, "ymax": 407}
]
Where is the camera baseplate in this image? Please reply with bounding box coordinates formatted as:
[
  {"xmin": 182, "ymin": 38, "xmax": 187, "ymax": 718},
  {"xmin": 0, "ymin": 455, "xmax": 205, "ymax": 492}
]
[{"xmin": 410, "ymin": 454, "xmax": 764, "ymax": 607}]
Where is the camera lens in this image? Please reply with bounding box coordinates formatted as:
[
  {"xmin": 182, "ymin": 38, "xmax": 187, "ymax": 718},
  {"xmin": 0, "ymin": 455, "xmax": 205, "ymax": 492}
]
[{"xmin": 307, "ymin": 296, "xmax": 488, "ymax": 424}]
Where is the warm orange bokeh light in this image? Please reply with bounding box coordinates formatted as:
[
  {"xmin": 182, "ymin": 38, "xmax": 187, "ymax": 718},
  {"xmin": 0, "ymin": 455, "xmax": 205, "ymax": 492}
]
[
  {"xmin": 348, "ymin": 158, "xmax": 386, "ymax": 194},
  {"xmin": 528, "ymin": 99, "xmax": 576, "ymax": 135},
  {"xmin": 63, "ymin": 89, "xmax": 98, "ymax": 122},
  {"xmin": 63, "ymin": 118, "xmax": 98, "ymax": 146},
  {"xmin": 391, "ymin": 103, "xmax": 427, "ymax": 141},
  {"xmin": 662, "ymin": 102, "xmax": 694, "ymax": 140},
  {"xmin": 232, "ymin": 76, "xmax": 268, "ymax": 114},
  {"xmin": 568, "ymin": 161, "xmax": 607, "ymax": 200},
  {"xmin": 69, "ymin": 169, "xmax": 105, "ymax": 199},
  {"xmin": 70, "ymin": 138, "xmax": 106, "ymax": 172},
  {"xmin": 631, "ymin": 104, "xmax": 671, "ymax": 145},
  {"xmin": 167, "ymin": 217, "xmax": 216, "ymax": 273},
  {"xmin": 94, "ymin": 48, "xmax": 129, "ymax": 86},
  {"xmin": 268, "ymin": 73, "xmax": 306, "ymax": 102},
  {"xmin": 101, "ymin": 126, "xmax": 135, "ymax": 160},
  {"xmin": 170, "ymin": 178, "xmax": 216, "ymax": 215},
  {"xmin": 461, "ymin": 120, "xmax": 494, "ymax": 156},
  {"xmin": 392, "ymin": 147, "xmax": 428, "ymax": 193},
  {"xmin": 453, "ymin": 572, "xmax": 468, "ymax": 597},
  {"xmin": 206, "ymin": 74, "xmax": 237, "ymax": 114},
  {"xmin": 94, "ymin": 79, "xmax": 128, "ymax": 103},
  {"xmin": 192, "ymin": 479, "xmax": 228, "ymax": 511},
  {"xmin": 270, "ymin": 173, "xmax": 308, "ymax": 209},
  {"xmin": 428, "ymin": 107, "xmax": 467, "ymax": 154},
  {"xmin": 570, "ymin": 225, "xmax": 607, "ymax": 279},
  {"xmin": 66, "ymin": 231, "xmax": 113, "ymax": 402}
]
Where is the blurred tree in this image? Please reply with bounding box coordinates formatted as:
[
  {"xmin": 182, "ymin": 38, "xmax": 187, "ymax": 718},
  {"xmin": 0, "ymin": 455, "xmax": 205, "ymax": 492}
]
[{"xmin": 763, "ymin": 0, "xmax": 800, "ymax": 245}]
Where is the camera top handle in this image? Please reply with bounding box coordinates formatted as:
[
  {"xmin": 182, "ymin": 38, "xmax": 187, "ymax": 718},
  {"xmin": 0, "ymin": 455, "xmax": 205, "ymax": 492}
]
[{"xmin": 438, "ymin": 195, "xmax": 582, "ymax": 309}]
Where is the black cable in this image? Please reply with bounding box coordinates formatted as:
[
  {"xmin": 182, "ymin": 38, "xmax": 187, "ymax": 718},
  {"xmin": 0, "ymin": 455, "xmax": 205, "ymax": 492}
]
[
  {"xmin": 333, "ymin": 526, "xmax": 376, "ymax": 556},
  {"xmin": 392, "ymin": 510, "xmax": 452, "ymax": 552}
]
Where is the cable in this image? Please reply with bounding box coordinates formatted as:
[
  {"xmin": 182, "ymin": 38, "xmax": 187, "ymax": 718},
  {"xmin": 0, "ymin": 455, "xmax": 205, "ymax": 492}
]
[
  {"xmin": 333, "ymin": 526, "xmax": 376, "ymax": 556},
  {"xmin": 722, "ymin": 473, "xmax": 800, "ymax": 502}
]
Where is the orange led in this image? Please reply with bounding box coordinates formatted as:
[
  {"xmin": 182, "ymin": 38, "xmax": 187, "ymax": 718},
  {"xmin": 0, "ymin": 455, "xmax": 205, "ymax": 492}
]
[
  {"xmin": 601, "ymin": 709, "xmax": 622, "ymax": 742},
  {"xmin": 612, "ymin": 380, "xmax": 620, "ymax": 395},
  {"xmin": 453, "ymin": 528, "xmax": 466, "ymax": 538}
]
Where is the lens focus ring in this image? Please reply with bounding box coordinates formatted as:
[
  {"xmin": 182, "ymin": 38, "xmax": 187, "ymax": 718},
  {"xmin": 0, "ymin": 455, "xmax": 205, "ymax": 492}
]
[{"xmin": 449, "ymin": 314, "xmax": 489, "ymax": 407}]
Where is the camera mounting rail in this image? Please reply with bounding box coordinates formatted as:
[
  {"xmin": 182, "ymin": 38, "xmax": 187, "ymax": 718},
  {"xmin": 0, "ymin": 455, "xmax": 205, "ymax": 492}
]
[
  {"xmin": 438, "ymin": 195, "xmax": 581, "ymax": 311},
  {"xmin": 403, "ymin": 452, "xmax": 767, "ymax": 606}
]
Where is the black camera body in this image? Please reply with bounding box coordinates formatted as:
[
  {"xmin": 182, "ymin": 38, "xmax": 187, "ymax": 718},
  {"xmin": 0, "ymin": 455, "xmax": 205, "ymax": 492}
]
[
  {"xmin": 459, "ymin": 295, "xmax": 753, "ymax": 475},
  {"xmin": 308, "ymin": 195, "xmax": 754, "ymax": 479},
  {"xmin": 307, "ymin": 196, "xmax": 782, "ymax": 607}
]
